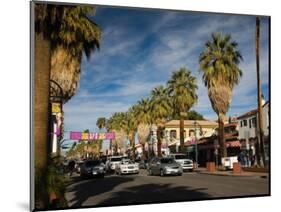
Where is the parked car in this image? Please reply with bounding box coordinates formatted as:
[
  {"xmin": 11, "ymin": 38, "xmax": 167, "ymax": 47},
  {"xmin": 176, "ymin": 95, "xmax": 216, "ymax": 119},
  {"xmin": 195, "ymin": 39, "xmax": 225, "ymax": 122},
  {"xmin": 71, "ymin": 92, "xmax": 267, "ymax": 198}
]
[
  {"xmin": 100, "ymin": 155, "xmax": 108, "ymax": 164},
  {"xmin": 105, "ymin": 156, "xmax": 123, "ymax": 172},
  {"xmin": 115, "ymin": 159, "xmax": 139, "ymax": 175},
  {"xmin": 147, "ymin": 157, "xmax": 183, "ymax": 176},
  {"xmin": 80, "ymin": 160, "xmax": 105, "ymax": 178},
  {"xmin": 168, "ymin": 154, "xmax": 194, "ymax": 172}
]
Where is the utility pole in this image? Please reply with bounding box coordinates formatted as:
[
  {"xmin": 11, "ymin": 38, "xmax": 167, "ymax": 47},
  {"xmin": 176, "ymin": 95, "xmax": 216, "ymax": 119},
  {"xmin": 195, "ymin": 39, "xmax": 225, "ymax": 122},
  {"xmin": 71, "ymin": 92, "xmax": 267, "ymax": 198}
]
[{"xmin": 255, "ymin": 17, "xmax": 266, "ymax": 167}]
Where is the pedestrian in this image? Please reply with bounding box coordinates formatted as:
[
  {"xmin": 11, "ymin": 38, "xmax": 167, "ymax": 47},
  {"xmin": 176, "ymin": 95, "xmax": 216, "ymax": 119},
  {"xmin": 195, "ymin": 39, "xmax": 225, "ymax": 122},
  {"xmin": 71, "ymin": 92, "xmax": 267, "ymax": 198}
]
[{"xmin": 68, "ymin": 160, "xmax": 76, "ymax": 177}]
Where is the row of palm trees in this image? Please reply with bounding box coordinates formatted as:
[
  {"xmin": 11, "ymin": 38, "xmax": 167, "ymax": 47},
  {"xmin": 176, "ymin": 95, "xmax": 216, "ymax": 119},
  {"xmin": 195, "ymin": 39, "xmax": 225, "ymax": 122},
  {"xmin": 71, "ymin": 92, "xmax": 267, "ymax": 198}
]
[
  {"xmin": 34, "ymin": 4, "xmax": 101, "ymax": 209},
  {"xmin": 94, "ymin": 67, "xmax": 197, "ymax": 160},
  {"xmin": 94, "ymin": 32, "xmax": 244, "ymax": 162}
]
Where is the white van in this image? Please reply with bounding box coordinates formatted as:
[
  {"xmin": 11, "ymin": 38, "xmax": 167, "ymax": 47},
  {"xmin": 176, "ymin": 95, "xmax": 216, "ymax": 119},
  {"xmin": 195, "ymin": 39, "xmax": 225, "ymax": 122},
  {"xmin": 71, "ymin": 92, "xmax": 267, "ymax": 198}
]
[
  {"xmin": 221, "ymin": 156, "xmax": 238, "ymax": 169},
  {"xmin": 169, "ymin": 154, "xmax": 194, "ymax": 172}
]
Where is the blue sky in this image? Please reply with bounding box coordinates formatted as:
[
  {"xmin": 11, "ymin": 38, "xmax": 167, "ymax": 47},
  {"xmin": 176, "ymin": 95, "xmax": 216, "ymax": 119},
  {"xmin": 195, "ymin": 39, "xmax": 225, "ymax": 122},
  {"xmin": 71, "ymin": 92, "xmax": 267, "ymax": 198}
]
[{"xmin": 63, "ymin": 6, "xmax": 269, "ymax": 147}]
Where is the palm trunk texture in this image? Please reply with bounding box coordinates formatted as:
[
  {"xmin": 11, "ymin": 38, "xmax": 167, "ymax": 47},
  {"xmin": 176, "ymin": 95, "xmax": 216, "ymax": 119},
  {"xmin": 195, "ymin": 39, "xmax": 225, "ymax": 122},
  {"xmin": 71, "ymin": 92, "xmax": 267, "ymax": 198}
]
[
  {"xmin": 34, "ymin": 31, "xmax": 51, "ymax": 209},
  {"xmin": 256, "ymin": 17, "xmax": 266, "ymax": 167},
  {"xmin": 218, "ymin": 113, "xmax": 227, "ymax": 158},
  {"xmin": 157, "ymin": 128, "xmax": 162, "ymax": 157}
]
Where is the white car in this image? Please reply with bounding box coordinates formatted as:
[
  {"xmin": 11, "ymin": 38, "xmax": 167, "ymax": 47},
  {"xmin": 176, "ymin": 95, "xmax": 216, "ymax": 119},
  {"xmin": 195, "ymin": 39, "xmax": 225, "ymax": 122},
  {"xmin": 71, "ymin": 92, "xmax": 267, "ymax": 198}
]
[
  {"xmin": 169, "ymin": 154, "xmax": 194, "ymax": 172},
  {"xmin": 115, "ymin": 159, "xmax": 139, "ymax": 175},
  {"xmin": 106, "ymin": 156, "xmax": 123, "ymax": 171}
]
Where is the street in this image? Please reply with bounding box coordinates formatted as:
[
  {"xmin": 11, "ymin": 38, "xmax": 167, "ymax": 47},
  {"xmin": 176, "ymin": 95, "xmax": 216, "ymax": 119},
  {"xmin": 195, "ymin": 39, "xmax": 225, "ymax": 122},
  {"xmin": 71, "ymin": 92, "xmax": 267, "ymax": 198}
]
[{"xmin": 65, "ymin": 170, "xmax": 269, "ymax": 207}]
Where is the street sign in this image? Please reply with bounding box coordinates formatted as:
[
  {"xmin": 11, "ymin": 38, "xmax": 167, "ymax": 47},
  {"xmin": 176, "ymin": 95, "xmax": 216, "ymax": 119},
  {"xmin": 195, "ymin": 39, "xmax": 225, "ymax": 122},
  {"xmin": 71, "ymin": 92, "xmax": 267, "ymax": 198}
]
[{"xmin": 52, "ymin": 102, "xmax": 61, "ymax": 113}]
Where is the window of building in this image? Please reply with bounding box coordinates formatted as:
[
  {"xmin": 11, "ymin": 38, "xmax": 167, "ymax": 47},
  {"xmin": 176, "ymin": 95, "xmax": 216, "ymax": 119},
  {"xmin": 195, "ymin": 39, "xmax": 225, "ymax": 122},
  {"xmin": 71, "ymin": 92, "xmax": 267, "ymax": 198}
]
[
  {"xmin": 249, "ymin": 119, "xmax": 252, "ymax": 128},
  {"xmin": 170, "ymin": 130, "xmax": 177, "ymax": 139},
  {"xmin": 252, "ymin": 117, "xmax": 257, "ymax": 128},
  {"xmin": 243, "ymin": 119, "xmax": 247, "ymax": 127},
  {"xmin": 184, "ymin": 130, "xmax": 186, "ymax": 138},
  {"xmin": 189, "ymin": 130, "xmax": 195, "ymax": 137},
  {"xmin": 240, "ymin": 121, "xmax": 243, "ymax": 127}
]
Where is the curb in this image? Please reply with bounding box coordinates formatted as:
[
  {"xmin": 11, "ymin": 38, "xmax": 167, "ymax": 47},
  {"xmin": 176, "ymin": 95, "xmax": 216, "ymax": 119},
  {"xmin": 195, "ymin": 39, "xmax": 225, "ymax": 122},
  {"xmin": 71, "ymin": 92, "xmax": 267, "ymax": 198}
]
[{"xmin": 196, "ymin": 171, "xmax": 268, "ymax": 178}]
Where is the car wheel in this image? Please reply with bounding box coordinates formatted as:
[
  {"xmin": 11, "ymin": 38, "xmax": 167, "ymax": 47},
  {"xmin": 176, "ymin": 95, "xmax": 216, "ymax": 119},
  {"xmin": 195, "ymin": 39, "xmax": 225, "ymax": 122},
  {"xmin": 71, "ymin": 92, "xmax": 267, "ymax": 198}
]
[
  {"xmin": 100, "ymin": 174, "xmax": 104, "ymax": 178},
  {"xmin": 178, "ymin": 173, "xmax": 182, "ymax": 176},
  {"xmin": 160, "ymin": 169, "xmax": 164, "ymax": 177}
]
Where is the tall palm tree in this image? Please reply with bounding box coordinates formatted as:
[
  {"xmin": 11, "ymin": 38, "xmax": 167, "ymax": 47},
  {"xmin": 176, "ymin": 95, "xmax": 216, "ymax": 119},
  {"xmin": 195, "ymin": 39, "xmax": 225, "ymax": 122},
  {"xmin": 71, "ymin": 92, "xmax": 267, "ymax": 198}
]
[
  {"xmin": 107, "ymin": 112, "xmax": 127, "ymax": 155},
  {"xmin": 50, "ymin": 6, "xmax": 101, "ymax": 102},
  {"xmin": 33, "ymin": 3, "xmax": 101, "ymax": 208},
  {"xmin": 150, "ymin": 85, "xmax": 172, "ymax": 157},
  {"xmin": 199, "ymin": 32, "xmax": 243, "ymax": 158},
  {"xmin": 255, "ymin": 17, "xmax": 266, "ymax": 167},
  {"xmin": 34, "ymin": 4, "xmax": 65, "ymax": 208},
  {"xmin": 167, "ymin": 67, "xmax": 198, "ymax": 154}
]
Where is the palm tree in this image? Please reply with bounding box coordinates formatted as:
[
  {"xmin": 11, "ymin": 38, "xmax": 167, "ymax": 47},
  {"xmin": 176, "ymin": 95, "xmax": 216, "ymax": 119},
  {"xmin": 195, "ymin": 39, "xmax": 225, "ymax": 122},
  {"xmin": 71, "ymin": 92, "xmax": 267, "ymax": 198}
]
[
  {"xmin": 96, "ymin": 117, "xmax": 106, "ymax": 155},
  {"xmin": 107, "ymin": 112, "xmax": 127, "ymax": 155},
  {"xmin": 34, "ymin": 4, "xmax": 64, "ymax": 208},
  {"xmin": 34, "ymin": 3, "xmax": 101, "ymax": 208},
  {"xmin": 50, "ymin": 6, "xmax": 101, "ymax": 102},
  {"xmin": 96, "ymin": 117, "xmax": 106, "ymax": 130},
  {"xmin": 150, "ymin": 85, "xmax": 172, "ymax": 157},
  {"xmin": 125, "ymin": 107, "xmax": 139, "ymax": 160},
  {"xmin": 255, "ymin": 17, "xmax": 266, "ymax": 167},
  {"xmin": 135, "ymin": 98, "xmax": 152, "ymax": 159},
  {"xmin": 167, "ymin": 67, "xmax": 198, "ymax": 154},
  {"xmin": 199, "ymin": 32, "xmax": 243, "ymax": 158}
]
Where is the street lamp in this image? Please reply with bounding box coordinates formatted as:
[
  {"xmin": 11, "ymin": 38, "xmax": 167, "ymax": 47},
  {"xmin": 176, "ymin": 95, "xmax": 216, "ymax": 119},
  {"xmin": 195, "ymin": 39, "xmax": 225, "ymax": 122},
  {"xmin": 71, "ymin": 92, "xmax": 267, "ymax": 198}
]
[{"xmin": 194, "ymin": 121, "xmax": 199, "ymax": 169}]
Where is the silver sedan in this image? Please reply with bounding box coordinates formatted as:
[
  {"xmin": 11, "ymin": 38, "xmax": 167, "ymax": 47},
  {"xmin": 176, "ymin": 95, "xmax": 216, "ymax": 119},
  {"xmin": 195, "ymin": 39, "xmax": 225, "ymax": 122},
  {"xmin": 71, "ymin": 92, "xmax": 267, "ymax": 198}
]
[{"xmin": 147, "ymin": 157, "xmax": 183, "ymax": 176}]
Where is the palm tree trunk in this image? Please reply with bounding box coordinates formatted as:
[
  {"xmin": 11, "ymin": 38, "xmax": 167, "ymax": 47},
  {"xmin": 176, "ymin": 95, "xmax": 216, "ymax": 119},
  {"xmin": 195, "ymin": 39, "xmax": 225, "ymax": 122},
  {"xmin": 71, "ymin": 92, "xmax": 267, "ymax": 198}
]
[
  {"xmin": 141, "ymin": 143, "xmax": 146, "ymax": 160},
  {"xmin": 130, "ymin": 132, "xmax": 136, "ymax": 160},
  {"xmin": 157, "ymin": 128, "xmax": 162, "ymax": 157},
  {"xmin": 180, "ymin": 117, "xmax": 185, "ymax": 153},
  {"xmin": 256, "ymin": 17, "xmax": 266, "ymax": 167},
  {"xmin": 34, "ymin": 31, "xmax": 51, "ymax": 208},
  {"xmin": 218, "ymin": 113, "xmax": 227, "ymax": 158}
]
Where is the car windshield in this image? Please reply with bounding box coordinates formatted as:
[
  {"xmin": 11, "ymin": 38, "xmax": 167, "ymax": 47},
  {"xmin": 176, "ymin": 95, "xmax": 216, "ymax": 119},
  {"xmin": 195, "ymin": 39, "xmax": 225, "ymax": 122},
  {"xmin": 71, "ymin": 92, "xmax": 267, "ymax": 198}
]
[
  {"xmin": 174, "ymin": 155, "xmax": 188, "ymax": 159},
  {"xmin": 111, "ymin": 157, "xmax": 122, "ymax": 162},
  {"xmin": 122, "ymin": 160, "xmax": 133, "ymax": 164},
  {"xmin": 85, "ymin": 160, "xmax": 100, "ymax": 167},
  {"xmin": 160, "ymin": 158, "xmax": 174, "ymax": 164}
]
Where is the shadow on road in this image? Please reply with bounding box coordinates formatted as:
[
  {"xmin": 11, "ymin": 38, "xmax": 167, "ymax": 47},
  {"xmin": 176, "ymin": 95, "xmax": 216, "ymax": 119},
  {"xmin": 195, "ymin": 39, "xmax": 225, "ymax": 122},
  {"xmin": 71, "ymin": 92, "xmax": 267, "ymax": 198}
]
[
  {"xmin": 97, "ymin": 183, "xmax": 210, "ymax": 206},
  {"xmin": 66, "ymin": 175, "xmax": 135, "ymax": 207}
]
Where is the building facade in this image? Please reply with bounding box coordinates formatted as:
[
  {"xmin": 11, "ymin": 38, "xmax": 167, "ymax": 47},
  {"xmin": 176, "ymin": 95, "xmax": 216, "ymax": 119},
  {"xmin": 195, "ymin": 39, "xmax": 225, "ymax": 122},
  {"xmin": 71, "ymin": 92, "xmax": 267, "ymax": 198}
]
[
  {"xmin": 237, "ymin": 101, "xmax": 269, "ymax": 166},
  {"xmin": 163, "ymin": 120, "xmax": 218, "ymax": 159}
]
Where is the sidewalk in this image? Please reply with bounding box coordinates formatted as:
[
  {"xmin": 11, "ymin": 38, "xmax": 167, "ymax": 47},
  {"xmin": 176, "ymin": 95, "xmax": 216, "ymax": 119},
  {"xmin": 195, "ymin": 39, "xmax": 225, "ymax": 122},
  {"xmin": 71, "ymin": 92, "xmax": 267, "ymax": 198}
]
[{"xmin": 194, "ymin": 167, "xmax": 268, "ymax": 178}]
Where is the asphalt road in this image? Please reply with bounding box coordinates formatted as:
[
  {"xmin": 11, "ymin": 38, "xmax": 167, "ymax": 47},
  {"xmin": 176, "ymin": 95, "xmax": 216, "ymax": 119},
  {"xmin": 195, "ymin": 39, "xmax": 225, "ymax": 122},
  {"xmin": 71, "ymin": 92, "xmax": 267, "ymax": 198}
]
[{"xmin": 65, "ymin": 169, "xmax": 269, "ymax": 207}]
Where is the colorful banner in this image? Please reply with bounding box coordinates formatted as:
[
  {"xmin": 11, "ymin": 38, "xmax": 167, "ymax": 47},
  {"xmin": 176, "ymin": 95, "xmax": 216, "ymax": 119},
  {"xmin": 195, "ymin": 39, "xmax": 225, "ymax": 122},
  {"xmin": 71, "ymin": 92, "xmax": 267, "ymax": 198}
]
[
  {"xmin": 70, "ymin": 131, "xmax": 115, "ymax": 140},
  {"xmin": 81, "ymin": 133, "xmax": 89, "ymax": 140}
]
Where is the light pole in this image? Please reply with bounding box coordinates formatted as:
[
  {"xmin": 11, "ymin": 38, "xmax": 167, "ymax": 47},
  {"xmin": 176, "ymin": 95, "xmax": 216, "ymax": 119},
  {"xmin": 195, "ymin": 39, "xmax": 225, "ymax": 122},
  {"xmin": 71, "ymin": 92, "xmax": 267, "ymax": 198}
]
[
  {"xmin": 194, "ymin": 121, "xmax": 199, "ymax": 169},
  {"xmin": 214, "ymin": 138, "xmax": 219, "ymax": 168}
]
